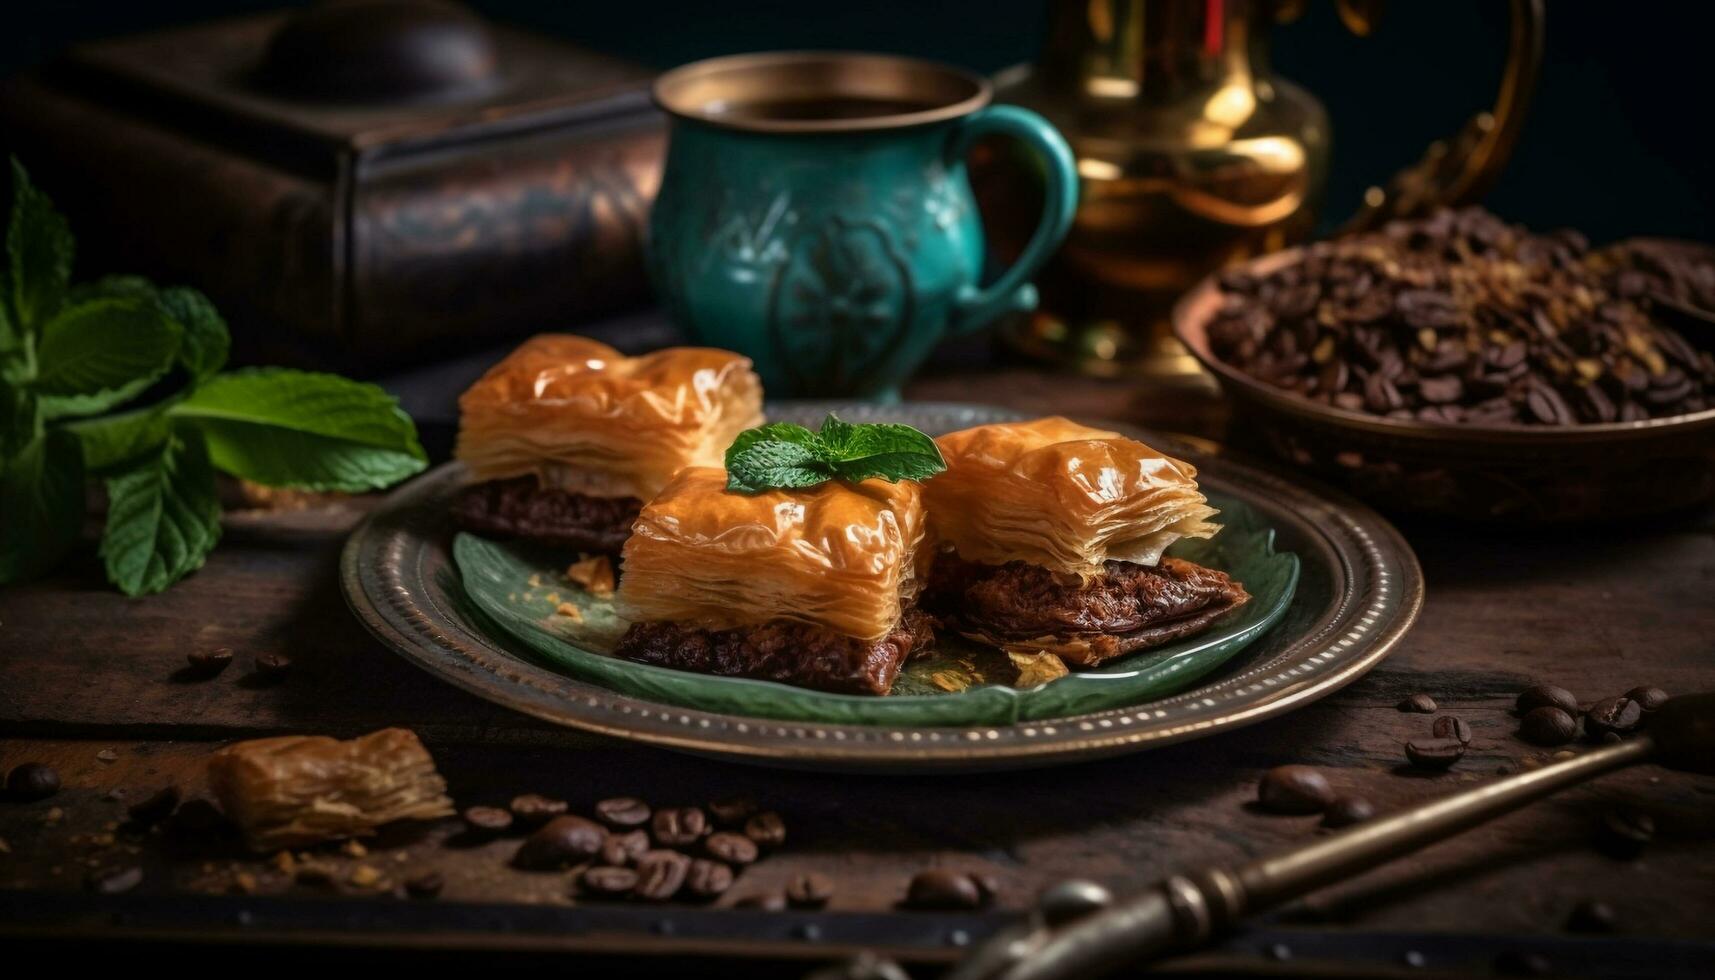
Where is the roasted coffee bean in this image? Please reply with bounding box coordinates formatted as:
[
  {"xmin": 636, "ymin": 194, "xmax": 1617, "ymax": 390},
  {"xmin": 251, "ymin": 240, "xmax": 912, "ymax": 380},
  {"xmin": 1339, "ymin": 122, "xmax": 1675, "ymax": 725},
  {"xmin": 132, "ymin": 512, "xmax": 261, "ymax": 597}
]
[
  {"xmin": 1321, "ymin": 796, "xmax": 1377, "ymax": 828},
  {"xmin": 594, "ymin": 796, "xmax": 651, "ymax": 829},
  {"xmin": 6, "ymin": 762, "xmax": 60, "ymax": 801},
  {"xmin": 744, "ymin": 811, "xmax": 787, "ymax": 848},
  {"xmin": 1517, "ymin": 685, "xmax": 1578, "ymax": 715},
  {"xmin": 1624, "ymin": 686, "xmax": 1669, "ymax": 712},
  {"xmin": 254, "ymin": 652, "xmax": 292, "ymax": 679},
  {"xmin": 513, "ymin": 815, "xmax": 606, "ymax": 870},
  {"xmin": 462, "ymin": 805, "xmax": 514, "ymax": 838},
  {"xmin": 127, "ymin": 785, "xmax": 181, "ymax": 825},
  {"xmin": 904, "ymin": 869, "xmax": 982, "ymax": 910},
  {"xmin": 186, "ymin": 647, "xmax": 234, "ymax": 675},
  {"xmin": 1257, "ymin": 765, "xmax": 1334, "ymax": 814},
  {"xmin": 167, "ymin": 798, "xmax": 227, "ymax": 834},
  {"xmin": 705, "ymin": 831, "xmax": 759, "ymax": 866},
  {"xmin": 1397, "ymin": 693, "xmax": 1437, "ymax": 713},
  {"xmin": 580, "ymin": 865, "xmax": 640, "ymax": 897},
  {"xmin": 1584, "ymin": 697, "xmax": 1642, "ymax": 739},
  {"xmin": 632, "ymin": 850, "xmax": 690, "ymax": 901},
  {"xmin": 652, "ymin": 806, "xmax": 707, "ymax": 846},
  {"xmin": 87, "ymin": 866, "xmax": 143, "ymax": 894},
  {"xmin": 1431, "ymin": 716, "xmax": 1473, "ymax": 745},
  {"xmin": 1519, "ymin": 706, "xmax": 1577, "ymax": 746},
  {"xmin": 404, "ymin": 871, "xmax": 444, "ymax": 898},
  {"xmin": 1566, "ymin": 899, "xmax": 1617, "ymax": 933},
  {"xmin": 734, "ymin": 891, "xmax": 787, "ymax": 911},
  {"xmin": 601, "ymin": 829, "xmax": 649, "ymax": 867},
  {"xmin": 509, "ymin": 794, "xmax": 568, "ymax": 827},
  {"xmin": 786, "ymin": 871, "xmax": 835, "ymax": 908},
  {"xmin": 1595, "ymin": 808, "xmax": 1654, "ymax": 860},
  {"xmin": 707, "ymin": 796, "xmax": 758, "ymax": 827},
  {"xmin": 970, "ymin": 873, "xmax": 1001, "ymax": 905},
  {"xmin": 684, "ymin": 858, "xmax": 735, "ymax": 899},
  {"xmin": 1404, "ymin": 737, "xmax": 1465, "ymax": 770}
]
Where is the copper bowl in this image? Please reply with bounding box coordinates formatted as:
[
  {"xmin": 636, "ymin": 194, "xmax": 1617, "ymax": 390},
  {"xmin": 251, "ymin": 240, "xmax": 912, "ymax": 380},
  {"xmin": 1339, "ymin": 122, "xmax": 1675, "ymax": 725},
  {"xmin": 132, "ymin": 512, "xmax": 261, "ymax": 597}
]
[{"xmin": 1172, "ymin": 250, "xmax": 1715, "ymax": 521}]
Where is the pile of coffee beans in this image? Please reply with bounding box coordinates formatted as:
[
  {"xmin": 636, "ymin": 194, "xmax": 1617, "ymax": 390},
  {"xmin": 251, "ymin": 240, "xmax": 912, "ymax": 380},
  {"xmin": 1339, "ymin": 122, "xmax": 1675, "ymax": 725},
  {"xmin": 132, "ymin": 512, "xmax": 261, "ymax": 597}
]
[
  {"xmin": 1511, "ymin": 683, "xmax": 1667, "ymax": 747},
  {"xmin": 1207, "ymin": 208, "xmax": 1715, "ymax": 424}
]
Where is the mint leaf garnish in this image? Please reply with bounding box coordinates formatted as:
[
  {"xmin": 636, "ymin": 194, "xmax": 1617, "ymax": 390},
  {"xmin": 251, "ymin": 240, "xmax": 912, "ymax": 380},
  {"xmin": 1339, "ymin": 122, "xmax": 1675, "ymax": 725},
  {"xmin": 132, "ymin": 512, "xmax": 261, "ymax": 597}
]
[
  {"xmin": 31, "ymin": 296, "xmax": 181, "ymax": 417},
  {"xmin": 65, "ymin": 405, "xmax": 172, "ymax": 471},
  {"xmin": 156, "ymin": 286, "xmax": 229, "ymax": 382},
  {"xmin": 6, "ymin": 156, "xmax": 73, "ymax": 336},
  {"xmin": 0, "ymin": 429, "xmax": 84, "ymax": 584},
  {"xmin": 723, "ymin": 413, "xmax": 945, "ymax": 493},
  {"xmin": 169, "ymin": 368, "xmax": 428, "ymax": 492},
  {"xmin": 99, "ymin": 433, "xmax": 221, "ymax": 596}
]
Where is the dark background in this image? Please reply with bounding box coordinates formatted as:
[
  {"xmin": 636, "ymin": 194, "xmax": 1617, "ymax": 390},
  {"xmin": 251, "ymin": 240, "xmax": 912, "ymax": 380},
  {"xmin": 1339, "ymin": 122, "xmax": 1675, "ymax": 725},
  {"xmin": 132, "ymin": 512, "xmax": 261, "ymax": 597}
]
[{"xmin": 4, "ymin": 1, "xmax": 1713, "ymax": 245}]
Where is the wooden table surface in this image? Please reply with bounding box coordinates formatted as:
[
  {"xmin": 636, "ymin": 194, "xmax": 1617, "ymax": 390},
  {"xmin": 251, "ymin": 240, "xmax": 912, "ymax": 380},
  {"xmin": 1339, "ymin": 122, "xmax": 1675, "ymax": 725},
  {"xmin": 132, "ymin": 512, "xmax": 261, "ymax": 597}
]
[{"xmin": 3, "ymin": 361, "xmax": 1713, "ymax": 976}]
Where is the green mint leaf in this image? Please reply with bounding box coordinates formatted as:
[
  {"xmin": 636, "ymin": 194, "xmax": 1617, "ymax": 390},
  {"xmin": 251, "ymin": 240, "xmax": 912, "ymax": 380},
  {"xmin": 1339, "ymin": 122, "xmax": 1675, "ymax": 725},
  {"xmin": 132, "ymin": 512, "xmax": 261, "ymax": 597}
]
[
  {"xmin": 725, "ymin": 421, "xmax": 821, "ymax": 465},
  {"xmin": 725, "ymin": 439, "xmax": 831, "ymax": 493},
  {"xmin": 0, "ymin": 428, "xmax": 84, "ymax": 584},
  {"xmin": 1, "ymin": 383, "xmax": 41, "ymax": 458},
  {"xmin": 65, "ymin": 404, "xmax": 173, "ymax": 471},
  {"xmin": 99, "ymin": 432, "xmax": 221, "ymax": 596},
  {"xmin": 31, "ymin": 296, "xmax": 181, "ymax": 417},
  {"xmin": 815, "ymin": 412, "xmax": 858, "ymax": 453},
  {"xmin": 819, "ymin": 417, "xmax": 946, "ymax": 484},
  {"xmin": 168, "ymin": 367, "xmax": 427, "ymax": 492},
  {"xmin": 156, "ymin": 286, "xmax": 229, "ymax": 382},
  {"xmin": 7, "ymin": 157, "xmax": 75, "ymax": 335}
]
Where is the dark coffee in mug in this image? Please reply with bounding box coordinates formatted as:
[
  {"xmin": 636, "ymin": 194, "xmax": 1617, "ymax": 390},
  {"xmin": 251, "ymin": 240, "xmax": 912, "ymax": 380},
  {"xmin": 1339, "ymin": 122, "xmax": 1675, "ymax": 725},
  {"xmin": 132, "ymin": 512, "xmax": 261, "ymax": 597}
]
[{"xmin": 710, "ymin": 97, "xmax": 942, "ymax": 122}]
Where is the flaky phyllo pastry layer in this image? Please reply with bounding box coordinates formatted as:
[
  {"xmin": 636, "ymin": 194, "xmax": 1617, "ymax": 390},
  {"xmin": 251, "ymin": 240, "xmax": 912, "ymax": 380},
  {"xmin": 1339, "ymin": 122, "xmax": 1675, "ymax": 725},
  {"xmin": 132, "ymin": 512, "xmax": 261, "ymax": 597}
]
[
  {"xmin": 617, "ymin": 467, "xmax": 927, "ymax": 641},
  {"xmin": 924, "ymin": 417, "xmax": 1220, "ymax": 579},
  {"xmin": 454, "ymin": 335, "xmax": 763, "ymax": 500}
]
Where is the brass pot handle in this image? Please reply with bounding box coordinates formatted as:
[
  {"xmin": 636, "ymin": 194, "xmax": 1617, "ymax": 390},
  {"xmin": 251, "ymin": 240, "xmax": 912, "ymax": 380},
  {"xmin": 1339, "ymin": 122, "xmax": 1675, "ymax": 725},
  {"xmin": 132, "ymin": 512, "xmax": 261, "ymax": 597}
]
[{"xmin": 1325, "ymin": 0, "xmax": 1545, "ymax": 234}]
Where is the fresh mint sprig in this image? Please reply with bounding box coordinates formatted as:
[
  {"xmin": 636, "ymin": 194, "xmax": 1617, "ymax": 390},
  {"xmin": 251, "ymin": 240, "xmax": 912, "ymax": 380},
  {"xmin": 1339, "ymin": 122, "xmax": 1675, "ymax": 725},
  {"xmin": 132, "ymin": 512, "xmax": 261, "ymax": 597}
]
[
  {"xmin": 724, "ymin": 413, "xmax": 946, "ymax": 494},
  {"xmin": 0, "ymin": 157, "xmax": 428, "ymax": 595}
]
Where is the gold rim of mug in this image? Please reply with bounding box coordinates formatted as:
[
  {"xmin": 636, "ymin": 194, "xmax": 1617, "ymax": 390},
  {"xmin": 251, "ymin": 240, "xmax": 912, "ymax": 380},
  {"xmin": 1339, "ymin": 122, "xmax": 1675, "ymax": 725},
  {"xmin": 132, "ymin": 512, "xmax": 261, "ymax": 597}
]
[{"xmin": 652, "ymin": 50, "xmax": 993, "ymax": 134}]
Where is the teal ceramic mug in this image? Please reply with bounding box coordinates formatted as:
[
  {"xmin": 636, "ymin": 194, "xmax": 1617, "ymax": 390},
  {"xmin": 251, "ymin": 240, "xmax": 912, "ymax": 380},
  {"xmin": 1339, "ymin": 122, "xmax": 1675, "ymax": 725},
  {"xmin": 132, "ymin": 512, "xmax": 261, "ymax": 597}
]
[{"xmin": 648, "ymin": 52, "xmax": 1078, "ymax": 400}]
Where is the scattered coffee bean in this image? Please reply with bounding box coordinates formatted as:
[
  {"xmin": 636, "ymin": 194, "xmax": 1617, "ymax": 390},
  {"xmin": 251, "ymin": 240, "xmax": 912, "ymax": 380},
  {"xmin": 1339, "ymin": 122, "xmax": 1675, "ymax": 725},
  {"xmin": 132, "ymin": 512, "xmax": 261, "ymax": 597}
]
[
  {"xmin": 186, "ymin": 647, "xmax": 234, "ymax": 676},
  {"xmin": 705, "ymin": 831, "xmax": 759, "ymax": 866},
  {"xmin": 1321, "ymin": 796, "xmax": 1377, "ymax": 828},
  {"xmin": 601, "ymin": 829, "xmax": 649, "ymax": 867},
  {"xmin": 1257, "ymin": 765, "xmax": 1334, "ymax": 814},
  {"xmin": 127, "ymin": 785, "xmax": 181, "ymax": 825},
  {"xmin": 6, "ymin": 762, "xmax": 60, "ymax": 801},
  {"xmin": 254, "ymin": 652, "xmax": 292, "ymax": 680},
  {"xmin": 580, "ymin": 865, "xmax": 640, "ymax": 897},
  {"xmin": 1398, "ymin": 694, "xmax": 1437, "ymax": 714},
  {"xmin": 684, "ymin": 858, "xmax": 735, "ymax": 899},
  {"xmin": 652, "ymin": 806, "xmax": 707, "ymax": 847},
  {"xmin": 1519, "ymin": 706, "xmax": 1577, "ymax": 746},
  {"xmin": 167, "ymin": 798, "xmax": 227, "ymax": 835},
  {"xmin": 1566, "ymin": 899, "xmax": 1617, "ymax": 933},
  {"xmin": 594, "ymin": 796, "xmax": 651, "ymax": 829},
  {"xmin": 971, "ymin": 873, "xmax": 1000, "ymax": 906},
  {"xmin": 404, "ymin": 871, "xmax": 444, "ymax": 899},
  {"xmin": 1595, "ymin": 808, "xmax": 1654, "ymax": 860},
  {"xmin": 461, "ymin": 805, "xmax": 514, "ymax": 839},
  {"xmin": 744, "ymin": 811, "xmax": 787, "ymax": 848},
  {"xmin": 904, "ymin": 869, "xmax": 982, "ymax": 910},
  {"xmin": 707, "ymin": 796, "xmax": 758, "ymax": 828},
  {"xmin": 513, "ymin": 815, "xmax": 606, "ymax": 870},
  {"xmin": 1431, "ymin": 716, "xmax": 1473, "ymax": 745},
  {"xmin": 632, "ymin": 850, "xmax": 690, "ymax": 901},
  {"xmin": 734, "ymin": 891, "xmax": 787, "ymax": 911},
  {"xmin": 1624, "ymin": 686, "xmax": 1669, "ymax": 712},
  {"xmin": 508, "ymin": 794, "xmax": 568, "ymax": 828},
  {"xmin": 1404, "ymin": 737, "xmax": 1465, "ymax": 770},
  {"xmin": 1516, "ymin": 685, "xmax": 1578, "ymax": 716},
  {"xmin": 1584, "ymin": 697, "xmax": 1642, "ymax": 739},
  {"xmin": 786, "ymin": 871, "xmax": 835, "ymax": 908},
  {"xmin": 87, "ymin": 865, "xmax": 143, "ymax": 894}
]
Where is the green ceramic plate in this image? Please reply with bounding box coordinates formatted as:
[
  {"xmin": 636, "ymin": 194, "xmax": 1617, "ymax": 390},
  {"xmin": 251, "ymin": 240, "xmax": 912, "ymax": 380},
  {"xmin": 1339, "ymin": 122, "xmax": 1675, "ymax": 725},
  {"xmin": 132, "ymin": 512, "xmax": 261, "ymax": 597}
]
[{"xmin": 452, "ymin": 498, "xmax": 1298, "ymax": 727}]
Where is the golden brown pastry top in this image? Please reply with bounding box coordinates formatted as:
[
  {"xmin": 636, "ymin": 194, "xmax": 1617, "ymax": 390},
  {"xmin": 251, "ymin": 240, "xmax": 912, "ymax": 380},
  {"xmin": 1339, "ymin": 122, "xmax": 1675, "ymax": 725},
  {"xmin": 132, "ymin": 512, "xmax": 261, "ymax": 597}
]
[
  {"xmin": 616, "ymin": 467, "xmax": 927, "ymax": 641},
  {"xmin": 454, "ymin": 335, "xmax": 764, "ymax": 500},
  {"xmin": 924, "ymin": 417, "xmax": 1219, "ymax": 579}
]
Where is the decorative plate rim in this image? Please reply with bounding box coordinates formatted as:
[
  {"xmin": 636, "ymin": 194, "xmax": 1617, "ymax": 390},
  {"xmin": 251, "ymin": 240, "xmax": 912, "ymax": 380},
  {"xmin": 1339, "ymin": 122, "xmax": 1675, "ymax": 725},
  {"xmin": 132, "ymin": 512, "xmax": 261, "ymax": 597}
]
[{"xmin": 340, "ymin": 402, "xmax": 1424, "ymax": 772}]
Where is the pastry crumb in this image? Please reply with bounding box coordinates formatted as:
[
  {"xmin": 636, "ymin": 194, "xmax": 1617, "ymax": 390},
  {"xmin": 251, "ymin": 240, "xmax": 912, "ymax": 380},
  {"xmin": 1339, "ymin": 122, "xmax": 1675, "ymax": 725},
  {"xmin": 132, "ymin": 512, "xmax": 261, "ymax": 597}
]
[
  {"xmin": 565, "ymin": 556, "xmax": 616, "ymax": 597},
  {"xmin": 1007, "ymin": 649, "xmax": 1069, "ymax": 688},
  {"xmin": 554, "ymin": 602, "xmax": 584, "ymax": 621},
  {"xmin": 930, "ymin": 670, "xmax": 970, "ymax": 693}
]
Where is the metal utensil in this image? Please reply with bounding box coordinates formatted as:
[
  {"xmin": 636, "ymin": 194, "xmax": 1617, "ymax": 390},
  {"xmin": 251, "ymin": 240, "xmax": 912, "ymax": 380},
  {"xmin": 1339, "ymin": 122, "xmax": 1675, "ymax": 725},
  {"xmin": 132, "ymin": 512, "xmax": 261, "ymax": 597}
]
[{"xmin": 943, "ymin": 693, "xmax": 1713, "ymax": 980}]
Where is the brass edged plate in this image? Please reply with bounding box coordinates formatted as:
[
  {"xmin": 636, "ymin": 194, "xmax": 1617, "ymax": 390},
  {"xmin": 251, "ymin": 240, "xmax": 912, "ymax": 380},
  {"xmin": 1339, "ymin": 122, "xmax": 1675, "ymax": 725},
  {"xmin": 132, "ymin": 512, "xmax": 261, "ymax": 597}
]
[{"xmin": 340, "ymin": 402, "xmax": 1422, "ymax": 772}]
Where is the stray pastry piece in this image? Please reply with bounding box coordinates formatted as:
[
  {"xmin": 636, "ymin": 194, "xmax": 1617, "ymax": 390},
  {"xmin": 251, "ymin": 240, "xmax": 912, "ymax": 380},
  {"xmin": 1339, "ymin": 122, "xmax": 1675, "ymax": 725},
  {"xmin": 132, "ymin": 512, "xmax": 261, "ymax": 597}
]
[
  {"xmin": 923, "ymin": 418, "xmax": 1248, "ymax": 667},
  {"xmin": 454, "ymin": 335, "xmax": 763, "ymax": 552},
  {"xmin": 613, "ymin": 467, "xmax": 932, "ymax": 694},
  {"xmin": 208, "ymin": 728, "xmax": 455, "ymax": 851}
]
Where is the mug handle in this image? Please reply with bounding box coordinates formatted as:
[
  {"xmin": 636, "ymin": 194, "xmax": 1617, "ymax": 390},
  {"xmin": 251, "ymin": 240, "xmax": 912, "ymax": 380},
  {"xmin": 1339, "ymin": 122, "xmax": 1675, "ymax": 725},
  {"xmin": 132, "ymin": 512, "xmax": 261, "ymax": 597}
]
[{"xmin": 945, "ymin": 104, "xmax": 1079, "ymax": 334}]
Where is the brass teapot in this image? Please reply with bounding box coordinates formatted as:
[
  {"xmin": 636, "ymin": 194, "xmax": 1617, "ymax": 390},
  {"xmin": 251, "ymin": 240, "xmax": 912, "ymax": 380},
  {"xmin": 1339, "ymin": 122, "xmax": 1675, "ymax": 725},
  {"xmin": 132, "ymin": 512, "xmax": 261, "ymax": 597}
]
[{"xmin": 984, "ymin": 0, "xmax": 1543, "ymax": 377}]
